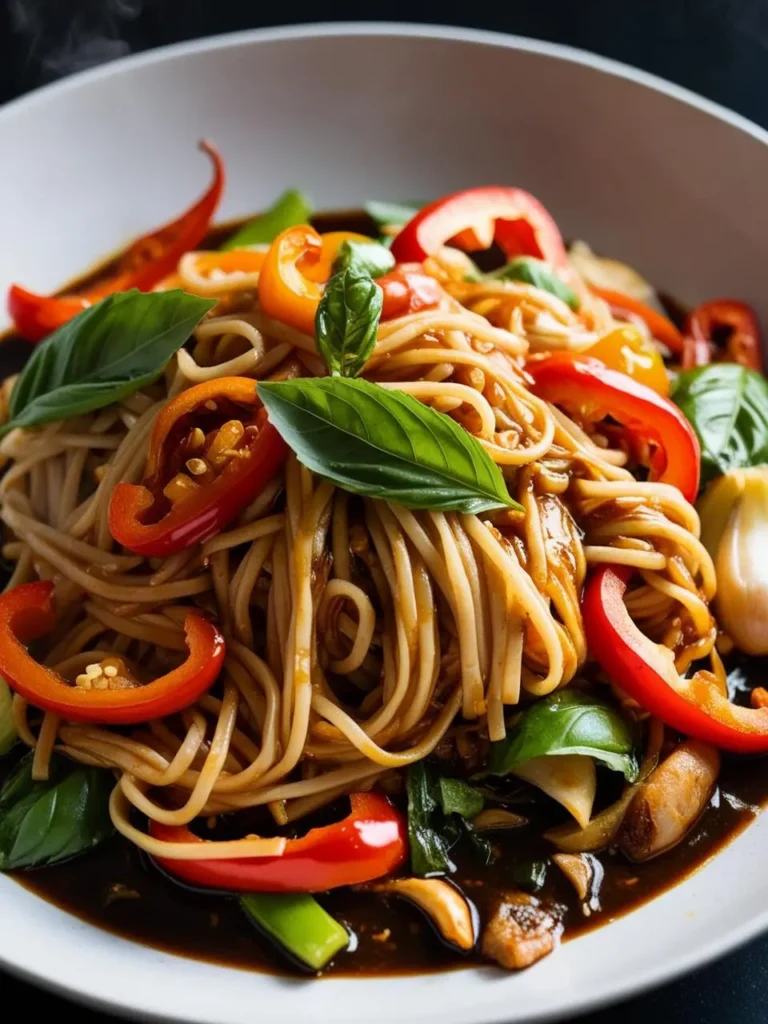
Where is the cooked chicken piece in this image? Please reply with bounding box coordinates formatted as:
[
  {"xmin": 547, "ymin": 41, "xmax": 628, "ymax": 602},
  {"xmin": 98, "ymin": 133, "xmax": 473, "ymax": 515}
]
[
  {"xmin": 481, "ymin": 891, "xmax": 564, "ymax": 970},
  {"xmin": 618, "ymin": 740, "xmax": 720, "ymax": 861}
]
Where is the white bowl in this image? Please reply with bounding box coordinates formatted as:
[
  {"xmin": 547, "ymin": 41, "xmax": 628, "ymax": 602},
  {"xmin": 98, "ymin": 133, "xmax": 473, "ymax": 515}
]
[{"xmin": 1, "ymin": 22, "xmax": 768, "ymax": 1024}]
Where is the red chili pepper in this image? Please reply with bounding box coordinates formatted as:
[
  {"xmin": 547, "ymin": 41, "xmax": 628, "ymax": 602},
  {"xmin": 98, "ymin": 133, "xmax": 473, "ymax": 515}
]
[
  {"xmin": 109, "ymin": 377, "xmax": 287, "ymax": 557},
  {"xmin": 0, "ymin": 581, "xmax": 224, "ymax": 724},
  {"xmin": 7, "ymin": 140, "xmax": 225, "ymax": 343},
  {"xmin": 682, "ymin": 299, "xmax": 762, "ymax": 372},
  {"xmin": 527, "ymin": 352, "xmax": 700, "ymax": 502},
  {"xmin": 391, "ymin": 187, "xmax": 568, "ymax": 268},
  {"xmin": 590, "ymin": 285, "xmax": 683, "ymax": 355},
  {"xmin": 151, "ymin": 791, "xmax": 407, "ymax": 892},
  {"xmin": 583, "ymin": 565, "xmax": 768, "ymax": 753},
  {"xmin": 378, "ymin": 263, "xmax": 444, "ymax": 320}
]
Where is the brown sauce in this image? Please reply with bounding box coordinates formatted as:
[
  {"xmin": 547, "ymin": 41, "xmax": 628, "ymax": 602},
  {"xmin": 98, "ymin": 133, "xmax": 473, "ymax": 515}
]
[{"xmin": 1, "ymin": 213, "xmax": 767, "ymax": 978}]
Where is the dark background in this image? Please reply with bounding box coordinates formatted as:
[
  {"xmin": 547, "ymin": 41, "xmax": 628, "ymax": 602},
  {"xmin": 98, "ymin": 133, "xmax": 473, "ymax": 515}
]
[{"xmin": 2, "ymin": 1, "xmax": 768, "ymax": 1021}]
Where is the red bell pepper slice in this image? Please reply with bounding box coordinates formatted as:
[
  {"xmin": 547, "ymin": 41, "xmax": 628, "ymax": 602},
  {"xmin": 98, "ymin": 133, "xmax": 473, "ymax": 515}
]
[
  {"xmin": 109, "ymin": 377, "xmax": 287, "ymax": 557},
  {"xmin": 378, "ymin": 263, "xmax": 444, "ymax": 320},
  {"xmin": 583, "ymin": 565, "xmax": 768, "ymax": 753},
  {"xmin": 0, "ymin": 581, "xmax": 224, "ymax": 725},
  {"xmin": 151, "ymin": 791, "xmax": 407, "ymax": 892},
  {"xmin": 527, "ymin": 352, "xmax": 700, "ymax": 502},
  {"xmin": 590, "ymin": 285, "xmax": 683, "ymax": 355},
  {"xmin": 390, "ymin": 186, "xmax": 568, "ymax": 268},
  {"xmin": 682, "ymin": 299, "xmax": 762, "ymax": 372},
  {"xmin": 7, "ymin": 140, "xmax": 225, "ymax": 343}
]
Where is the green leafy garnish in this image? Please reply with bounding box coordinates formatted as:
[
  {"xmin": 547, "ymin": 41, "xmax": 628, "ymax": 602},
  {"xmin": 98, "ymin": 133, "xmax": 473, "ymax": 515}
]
[
  {"xmin": 0, "ymin": 679, "xmax": 16, "ymax": 756},
  {"xmin": 406, "ymin": 763, "xmax": 489, "ymax": 877},
  {"xmin": 491, "ymin": 256, "xmax": 579, "ymax": 310},
  {"xmin": 221, "ymin": 189, "xmax": 312, "ymax": 250},
  {"xmin": 2, "ymin": 290, "xmax": 214, "ymax": 438},
  {"xmin": 332, "ymin": 240, "xmax": 395, "ymax": 279},
  {"xmin": 0, "ymin": 752, "xmax": 114, "ymax": 870},
  {"xmin": 365, "ymin": 200, "xmax": 420, "ymax": 227},
  {"xmin": 490, "ymin": 690, "xmax": 639, "ymax": 782},
  {"xmin": 315, "ymin": 268, "xmax": 382, "ymax": 378},
  {"xmin": 511, "ymin": 860, "xmax": 548, "ymax": 893},
  {"xmin": 258, "ymin": 377, "xmax": 519, "ymax": 515},
  {"xmin": 437, "ymin": 777, "xmax": 485, "ymax": 819},
  {"xmin": 671, "ymin": 364, "xmax": 768, "ymax": 487}
]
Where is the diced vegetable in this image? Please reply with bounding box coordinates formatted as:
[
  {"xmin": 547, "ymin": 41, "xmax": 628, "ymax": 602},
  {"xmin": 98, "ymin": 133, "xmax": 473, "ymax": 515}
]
[
  {"xmin": 240, "ymin": 893, "xmax": 348, "ymax": 972},
  {"xmin": 511, "ymin": 860, "xmax": 548, "ymax": 893}
]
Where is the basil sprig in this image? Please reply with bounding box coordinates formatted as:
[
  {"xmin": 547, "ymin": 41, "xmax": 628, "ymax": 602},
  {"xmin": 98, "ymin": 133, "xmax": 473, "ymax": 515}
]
[
  {"xmin": 332, "ymin": 240, "xmax": 395, "ymax": 280},
  {"xmin": 315, "ymin": 268, "xmax": 383, "ymax": 379},
  {"xmin": 491, "ymin": 256, "xmax": 579, "ymax": 311},
  {"xmin": 221, "ymin": 189, "xmax": 312, "ymax": 250},
  {"xmin": 406, "ymin": 763, "xmax": 489, "ymax": 877},
  {"xmin": 490, "ymin": 690, "xmax": 639, "ymax": 782},
  {"xmin": 3, "ymin": 290, "xmax": 214, "ymax": 438},
  {"xmin": 258, "ymin": 377, "xmax": 519, "ymax": 514},
  {"xmin": 671, "ymin": 364, "xmax": 768, "ymax": 487},
  {"xmin": 0, "ymin": 752, "xmax": 114, "ymax": 870}
]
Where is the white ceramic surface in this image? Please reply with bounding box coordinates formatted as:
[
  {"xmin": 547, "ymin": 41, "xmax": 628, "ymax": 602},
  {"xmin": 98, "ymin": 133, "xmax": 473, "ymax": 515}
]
[{"xmin": 1, "ymin": 22, "xmax": 768, "ymax": 1024}]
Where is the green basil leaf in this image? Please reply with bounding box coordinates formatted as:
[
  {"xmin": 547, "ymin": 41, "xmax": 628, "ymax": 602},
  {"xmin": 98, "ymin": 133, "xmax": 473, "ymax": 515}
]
[
  {"xmin": 671, "ymin": 364, "xmax": 768, "ymax": 487},
  {"xmin": 437, "ymin": 777, "xmax": 485, "ymax": 820},
  {"xmin": 459, "ymin": 818, "xmax": 494, "ymax": 865},
  {"xmin": 406, "ymin": 763, "xmax": 455, "ymax": 877},
  {"xmin": 315, "ymin": 269, "xmax": 383, "ymax": 379},
  {"xmin": 491, "ymin": 257, "xmax": 579, "ymax": 311},
  {"xmin": 0, "ymin": 752, "xmax": 114, "ymax": 869},
  {"xmin": 332, "ymin": 240, "xmax": 395, "ymax": 280},
  {"xmin": 0, "ymin": 678, "xmax": 16, "ymax": 756},
  {"xmin": 221, "ymin": 189, "xmax": 312, "ymax": 250},
  {"xmin": 490, "ymin": 691, "xmax": 639, "ymax": 782},
  {"xmin": 365, "ymin": 201, "xmax": 420, "ymax": 227},
  {"xmin": 511, "ymin": 859, "xmax": 548, "ymax": 892},
  {"xmin": 258, "ymin": 377, "xmax": 519, "ymax": 514},
  {"xmin": 4, "ymin": 290, "xmax": 214, "ymax": 438}
]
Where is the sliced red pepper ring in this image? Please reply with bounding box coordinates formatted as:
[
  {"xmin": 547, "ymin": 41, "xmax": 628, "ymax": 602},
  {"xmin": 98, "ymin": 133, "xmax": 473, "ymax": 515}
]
[
  {"xmin": 0, "ymin": 581, "xmax": 224, "ymax": 724},
  {"xmin": 151, "ymin": 791, "xmax": 407, "ymax": 892},
  {"xmin": 527, "ymin": 352, "xmax": 700, "ymax": 503},
  {"xmin": 109, "ymin": 377, "xmax": 287, "ymax": 557},
  {"xmin": 390, "ymin": 186, "xmax": 568, "ymax": 268},
  {"xmin": 589, "ymin": 285, "xmax": 683, "ymax": 355},
  {"xmin": 583, "ymin": 565, "xmax": 768, "ymax": 753},
  {"xmin": 378, "ymin": 263, "xmax": 444, "ymax": 320},
  {"xmin": 682, "ymin": 299, "xmax": 762, "ymax": 372},
  {"xmin": 7, "ymin": 140, "xmax": 225, "ymax": 343}
]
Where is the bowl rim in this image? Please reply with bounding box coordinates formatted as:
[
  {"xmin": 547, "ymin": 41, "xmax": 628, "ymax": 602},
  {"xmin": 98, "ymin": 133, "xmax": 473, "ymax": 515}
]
[{"xmin": 2, "ymin": 20, "xmax": 768, "ymax": 1024}]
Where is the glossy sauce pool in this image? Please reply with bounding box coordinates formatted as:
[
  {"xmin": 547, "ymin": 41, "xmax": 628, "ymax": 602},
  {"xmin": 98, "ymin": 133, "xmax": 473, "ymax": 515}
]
[{"xmin": 1, "ymin": 214, "xmax": 767, "ymax": 977}]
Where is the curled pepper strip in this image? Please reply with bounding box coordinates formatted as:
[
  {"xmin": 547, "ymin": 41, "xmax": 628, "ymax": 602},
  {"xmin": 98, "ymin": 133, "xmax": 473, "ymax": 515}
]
[
  {"xmin": 390, "ymin": 186, "xmax": 568, "ymax": 268},
  {"xmin": 8, "ymin": 140, "xmax": 225, "ymax": 342},
  {"xmin": 682, "ymin": 299, "xmax": 762, "ymax": 372},
  {"xmin": 258, "ymin": 226, "xmax": 371, "ymax": 335},
  {"xmin": 0, "ymin": 581, "xmax": 224, "ymax": 724},
  {"xmin": 151, "ymin": 792, "xmax": 407, "ymax": 892},
  {"xmin": 527, "ymin": 352, "xmax": 700, "ymax": 502},
  {"xmin": 590, "ymin": 285, "xmax": 683, "ymax": 355},
  {"xmin": 109, "ymin": 377, "xmax": 287, "ymax": 557},
  {"xmin": 583, "ymin": 566, "xmax": 768, "ymax": 753}
]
